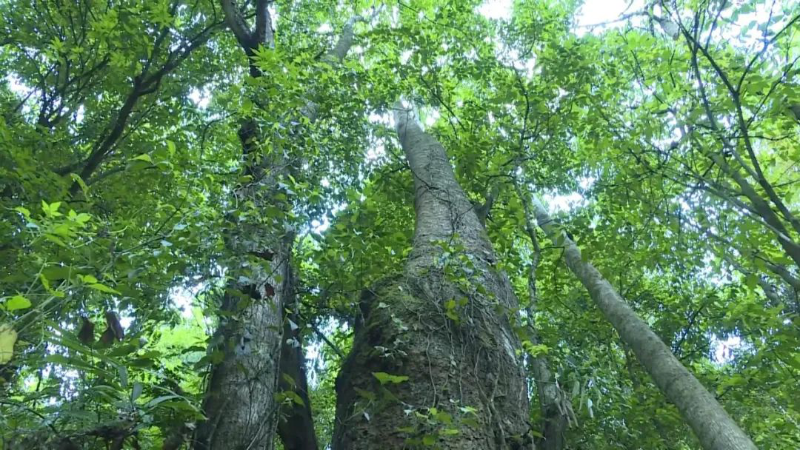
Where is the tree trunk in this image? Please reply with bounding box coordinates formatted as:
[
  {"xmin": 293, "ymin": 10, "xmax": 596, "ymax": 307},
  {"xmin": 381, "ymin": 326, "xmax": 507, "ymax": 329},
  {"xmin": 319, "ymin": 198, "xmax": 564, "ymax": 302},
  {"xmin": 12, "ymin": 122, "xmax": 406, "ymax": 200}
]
[
  {"xmin": 194, "ymin": 238, "xmax": 291, "ymax": 450},
  {"xmin": 277, "ymin": 270, "xmax": 319, "ymax": 450},
  {"xmin": 529, "ymin": 197, "xmax": 757, "ymax": 450},
  {"xmin": 193, "ymin": 3, "xmax": 281, "ymax": 447},
  {"xmin": 528, "ymin": 332, "xmax": 567, "ymax": 450},
  {"xmin": 514, "ymin": 182, "xmax": 568, "ymax": 450},
  {"xmin": 333, "ymin": 107, "xmax": 530, "ymax": 449},
  {"xmin": 195, "ymin": 7, "xmax": 362, "ymax": 448}
]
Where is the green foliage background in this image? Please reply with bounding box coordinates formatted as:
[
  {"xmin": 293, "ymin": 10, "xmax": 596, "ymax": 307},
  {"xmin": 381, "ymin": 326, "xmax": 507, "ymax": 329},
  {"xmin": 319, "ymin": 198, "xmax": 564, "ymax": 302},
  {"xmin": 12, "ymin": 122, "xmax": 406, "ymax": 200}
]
[{"xmin": 0, "ymin": 0, "xmax": 798, "ymax": 448}]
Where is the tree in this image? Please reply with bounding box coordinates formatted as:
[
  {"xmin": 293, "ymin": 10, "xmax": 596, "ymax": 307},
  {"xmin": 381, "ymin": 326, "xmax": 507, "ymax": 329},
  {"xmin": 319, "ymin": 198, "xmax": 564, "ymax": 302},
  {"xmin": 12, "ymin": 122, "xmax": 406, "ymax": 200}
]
[
  {"xmin": 2, "ymin": 0, "xmax": 798, "ymax": 449},
  {"xmin": 194, "ymin": 2, "xmax": 365, "ymax": 449},
  {"xmin": 529, "ymin": 194, "xmax": 756, "ymax": 450},
  {"xmin": 333, "ymin": 104, "xmax": 530, "ymax": 449}
]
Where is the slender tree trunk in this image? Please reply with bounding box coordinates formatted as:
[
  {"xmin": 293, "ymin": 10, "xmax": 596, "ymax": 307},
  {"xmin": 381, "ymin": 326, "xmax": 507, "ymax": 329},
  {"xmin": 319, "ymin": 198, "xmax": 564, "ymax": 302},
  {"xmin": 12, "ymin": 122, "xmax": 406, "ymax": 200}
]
[
  {"xmin": 195, "ymin": 6, "xmax": 362, "ymax": 448},
  {"xmin": 528, "ymin": 197, "xmax": 757, "ymax": 450},
  {"xmin": 514, "ymin": 182, "xmax": 568, "ymax": 450},
  {"xmin": 277, "ymin": 267, "xmax": 319, "ymax": 450},
  {"xmin": 333, "ymin": 107, "xmax": 530, "ymax": 449},
  {"xmin": 526, "ymin": 321, "xmax": 567, "ymax": 450}
]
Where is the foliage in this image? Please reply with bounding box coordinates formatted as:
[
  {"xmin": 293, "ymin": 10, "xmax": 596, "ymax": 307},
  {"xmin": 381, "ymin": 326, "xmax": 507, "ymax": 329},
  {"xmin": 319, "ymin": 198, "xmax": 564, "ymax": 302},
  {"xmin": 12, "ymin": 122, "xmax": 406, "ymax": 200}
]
[{"xmin": 1, "ymin": 0, "xmax": 798, "ymax": 449}]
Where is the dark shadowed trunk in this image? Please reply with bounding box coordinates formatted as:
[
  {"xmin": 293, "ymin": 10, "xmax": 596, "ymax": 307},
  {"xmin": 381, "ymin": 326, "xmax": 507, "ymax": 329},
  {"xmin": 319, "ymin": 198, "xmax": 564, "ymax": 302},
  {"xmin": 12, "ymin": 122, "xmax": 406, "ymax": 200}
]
[
  {"xmin": 529, "ymin": 196, "xmax": 757, "ymax": 450},
  {"xmin": 333, "ymin": 107, "xmax": 530, "ymax": 449},
  {"xmin": 277, "ymin": 269, "xmax": 318, "ymax": 450}
]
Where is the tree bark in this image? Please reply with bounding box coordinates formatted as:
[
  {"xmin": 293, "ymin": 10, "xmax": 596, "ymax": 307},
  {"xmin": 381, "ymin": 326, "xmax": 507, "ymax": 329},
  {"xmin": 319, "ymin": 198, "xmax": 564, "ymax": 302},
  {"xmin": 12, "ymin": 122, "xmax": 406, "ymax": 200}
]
[
  {"xmin": 194, "ymin": 3, "xmax": 281, "ymax": 447},
  {"xmin": 333, "ymin": 107, "xmax": 530, "ymax": 449},
  {"xmin": 193, "ymin": 238, "xmax": 291, "ymax": 450},
  {"xmin": 195, "ymin": 7, "xmax": 362, "ymax": 448},
  {"xmin": 528, "ymin": 197, "xmax": 757, "ymax": 450}
]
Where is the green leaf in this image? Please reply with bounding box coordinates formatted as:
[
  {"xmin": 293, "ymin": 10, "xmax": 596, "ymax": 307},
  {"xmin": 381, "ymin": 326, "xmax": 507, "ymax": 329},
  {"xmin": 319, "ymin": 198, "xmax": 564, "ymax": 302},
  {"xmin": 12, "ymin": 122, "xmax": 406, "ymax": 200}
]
[
  {"xmin": 43, "ymin": 234, "xmax": 67, "ymax": 247},
  {"xmin": 69, "ymin": 173, "xmax": 89, "ymax": 194},
  {"xmin": 145, "ymin": 395, "xmax": 182, "ymax": 409},
  {"xmin": 132, "ymin": 154, "xmax": 153, "ymax": 163},
  {"xmin": 14, "ymin": 206, "xmax": 31, "ymax": 218},
  {"xmin": 79, "ymin": 274, "xmax": 98, "ymax": 284},
  {"xmin": 88, "ymin": 283, "xmax": 121, "ymax": 295},
  {"xmin": 131, "ymin": 382, "xmax": 143, "ymax": 402},
  {"xmin": 373, "ymin": 371, "xmax": 409, "ymax": 385},
  {"xmin": 355, "ymin": 387, "xmax": 376, "ymax": 401},
  {"xmin": 4, "ymin": 295, "xmax": 32, "ymax": 311},
  {"xmin": 118, "ymin": 364, "xmax": 128, "ymax": 388},
  {"xmin": 41, "ymin": 200, "xmax": 62, "ymax": 217},
  {"xmin": 0, "ymin": 324, "xmax": 18, "ymax": 364}
]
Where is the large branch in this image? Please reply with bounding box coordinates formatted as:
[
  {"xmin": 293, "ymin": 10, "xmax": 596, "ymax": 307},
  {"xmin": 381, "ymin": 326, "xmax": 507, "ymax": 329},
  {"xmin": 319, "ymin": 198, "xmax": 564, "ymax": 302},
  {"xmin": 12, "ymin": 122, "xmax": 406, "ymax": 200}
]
[
  {"xmin": 254, "ymin": 0, "xmax": 273, "ymax": 49},
  {"xmin": 707, "ymin": 152, "xmax": 800, "ymax": 267},
  {"xmin": 683, "ymin": 19, "xmax": 800, "ymax": 237},
  {"xmin": 324, "ymin": 15, "xmax": 363, "ymax": 63},
  {"xmin": 683, "ymin": 39, "xmax": 800, "ymax": 267},
  {"xmin": 220, "ymin": 0, "xmax": 255, "ymax": 51},
  {"xmin": 63, "ymin": 20, "xmax": 222, "ymax": 194},
  {"xmin": 300, "ymin": 15, "xmax": 365, "ymax": 122}
]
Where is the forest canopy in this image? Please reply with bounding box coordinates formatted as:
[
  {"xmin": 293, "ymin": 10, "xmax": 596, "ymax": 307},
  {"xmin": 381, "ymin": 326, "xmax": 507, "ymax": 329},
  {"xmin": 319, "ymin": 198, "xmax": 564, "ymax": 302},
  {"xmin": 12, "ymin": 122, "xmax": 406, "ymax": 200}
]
[{"xmin": 0, "ymin": 0, "xmax": 798, "ymax": 449}]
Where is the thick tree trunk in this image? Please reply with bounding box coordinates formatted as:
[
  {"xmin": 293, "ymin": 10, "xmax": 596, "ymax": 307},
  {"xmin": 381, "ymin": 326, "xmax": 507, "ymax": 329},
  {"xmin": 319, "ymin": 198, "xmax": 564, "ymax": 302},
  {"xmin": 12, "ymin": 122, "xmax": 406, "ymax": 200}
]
[
  {"xmin": 529, "ymin": 197, "xmax": 757, "ymax": 450},
  {"xmin": 195, "ymin": 7, "xmax": 362, "ymax": 448},
  {"xmin": 194, "ymin": 3, "xmax": 281, "ymax": 448},
  {"xmin": 194, "ymin": 238, "xmax": 292, "ymax": 450},
  {"xmin": 333, "ymin": 107, "xmax": 530, "ymax": 449}
]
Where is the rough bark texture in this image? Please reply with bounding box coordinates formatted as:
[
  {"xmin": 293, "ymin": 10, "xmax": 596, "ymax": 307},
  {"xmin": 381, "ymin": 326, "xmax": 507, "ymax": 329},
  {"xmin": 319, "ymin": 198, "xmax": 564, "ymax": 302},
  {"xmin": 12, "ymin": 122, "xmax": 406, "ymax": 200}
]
[
  {"xmin": 333, "ymin": 108, "xmax": 530, "ymax": 449},
  {"xmin": 194, "ymin": 3, "xmax": 282, "ymax": 448},
  {"xmin": 530, "ymin": 198, "xmax": 757, "ymax": 450},
  {"xmin": 194, "ymin": 237, "xmax": 291, "ymax": 450},
  {"xmin": 196, "ymin": 8, "xmax": 362, "ymax": 448}
]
